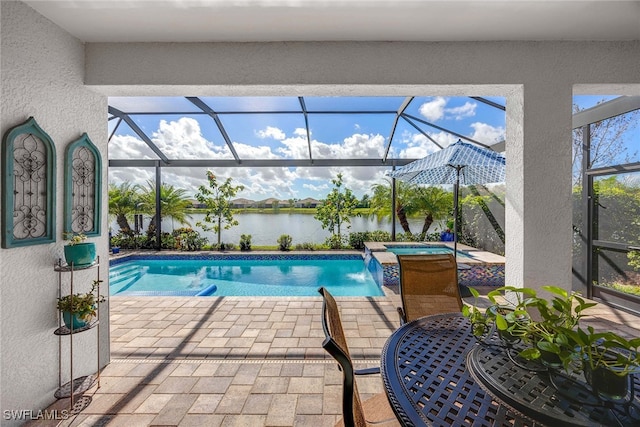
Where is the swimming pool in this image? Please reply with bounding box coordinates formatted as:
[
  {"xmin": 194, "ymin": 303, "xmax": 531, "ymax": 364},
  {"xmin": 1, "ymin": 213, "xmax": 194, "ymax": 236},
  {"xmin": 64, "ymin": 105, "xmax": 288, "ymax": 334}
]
[{"xmin": 109, "ymin": 254, "xmax": 383, "ymax": 297}]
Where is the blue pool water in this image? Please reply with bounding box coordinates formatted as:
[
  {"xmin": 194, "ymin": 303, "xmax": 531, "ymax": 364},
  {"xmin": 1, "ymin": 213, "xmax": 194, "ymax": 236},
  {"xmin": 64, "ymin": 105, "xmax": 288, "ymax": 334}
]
[
  {"xmin": 109, "ymin": 255, "xmax": 383, "ymax": 297},
  {"xmin": 386, "ymin": 245, "xmax": 470, "ymax": 258}
]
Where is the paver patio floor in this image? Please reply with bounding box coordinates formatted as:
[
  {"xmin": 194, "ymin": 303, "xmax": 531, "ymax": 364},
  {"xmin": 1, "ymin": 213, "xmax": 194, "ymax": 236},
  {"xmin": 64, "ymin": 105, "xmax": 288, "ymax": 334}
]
[
  {"xmin": 28, "ymin": 292, "xmax": 640, "ymax": 427},
  {"xmin": 37, "ymin": 295, "xmax": 401, "ymax": 427}
]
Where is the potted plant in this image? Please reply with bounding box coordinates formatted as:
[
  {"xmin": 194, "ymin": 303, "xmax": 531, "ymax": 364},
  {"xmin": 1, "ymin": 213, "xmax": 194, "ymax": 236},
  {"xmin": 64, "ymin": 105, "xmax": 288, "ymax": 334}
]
[
  {"xmin": 63, "ymin": 232, "xmax": 96, "ymax": 267},
  {"xmin": 57, "ymin": 279, "xmax": 105, "ymax": 330},
  {"xmin": 463, "ymin": 286, "xmax": 536, "ymax": 342},
  {"xmin": 462, "ymin": 287, "xmax": 491, "ymax": 338},
  {"xmin": 517, "ymin": 286, "xmax": 596, "ymax": 370},
  {"xmin": 560, "ymin": 326, "xmax": 640, "ymax": 400},
  {"xmin": 464, "ymin": 284, "xmax": 640, "ymax": 400},
  {"xmin": 486, "ymin": 286, "xmax": 538, "ymax": 344},
  {"xmin": 440, "ymin": 219, "xmax": 455, "ymax": 242}
]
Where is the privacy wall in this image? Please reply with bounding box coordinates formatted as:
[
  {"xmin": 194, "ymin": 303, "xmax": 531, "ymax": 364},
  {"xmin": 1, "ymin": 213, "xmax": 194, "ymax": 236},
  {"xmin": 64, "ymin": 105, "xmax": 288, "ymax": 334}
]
[{"xmin": 1, "ymin": 2, "xmax": 109, "ymax": 424}]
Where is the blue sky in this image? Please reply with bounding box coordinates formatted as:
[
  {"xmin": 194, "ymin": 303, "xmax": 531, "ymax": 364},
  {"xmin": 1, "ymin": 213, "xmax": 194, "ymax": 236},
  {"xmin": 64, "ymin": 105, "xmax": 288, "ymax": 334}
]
[{"xmin": 108, "ymin": 95, "xmax": 625, "ymax": 201}]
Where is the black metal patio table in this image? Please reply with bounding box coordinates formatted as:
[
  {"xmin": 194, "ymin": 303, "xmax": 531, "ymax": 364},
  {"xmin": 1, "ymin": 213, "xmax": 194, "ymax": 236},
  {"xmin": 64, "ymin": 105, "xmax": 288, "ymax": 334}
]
[{"xmin": 379, "ymin": 312, "xmax": 640, "ymax": 427}]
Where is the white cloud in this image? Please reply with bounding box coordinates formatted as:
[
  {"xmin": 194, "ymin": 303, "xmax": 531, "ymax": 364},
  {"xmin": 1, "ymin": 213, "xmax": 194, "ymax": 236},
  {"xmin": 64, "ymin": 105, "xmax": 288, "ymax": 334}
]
[
  {"xmin": 293, "ymin": 127, "xmax": 308, "ymax": 137},
  {"xmin": 297, "ymin": 166, "xmax": 388, "ymax": 200},
  {"xmin": 418, "ymin": 97, "xmax": 478, "ymax": 122},
  {"xmin": 108, "ymin": 135, "xmax": 158, "ymax": 160},
  {"xmin": 446, "ymin": 102, "xmax": 476, "ymax": 120},
  {"xmin": 336, "ymin": 167, "xmax": 390, "ymax": 197},
  {"xmin": 396, "ymin": 131, "xmax": 457, "ymax": 159},
  {"xmin": 303, "ymin": 183, "xmax": 330, "ymax": 193},
  {"xmin": 470, "ymin": 122, "xmax": 505, "ymax": 145},
  {"xmin": 278, "ymin": 135, "xmax": 313, "ymax": 158},
  {"xmin": 313, "ymin": 133, "xmax": 385, "ymax": 159},
  {"xmin": 232, "ymin": 141, "xmax": 282, "ymax": 159},
  {"xmin": 419, "ymin": 97, "xmax": 447, "ymax": 121},
  {"xmin": 152, "ymin": 118, "xmax": 233, "ymax": 159},
  {"xmin": 256, "ymin": 126, "xmax": 286, "ymax": 140},
  {"xmin": 109, "ymin": 166, "xmax": 154, "ymax": 187},
  {"xmin": 108, "ymin": 111, "xmax": 503, "ymax": 201}
]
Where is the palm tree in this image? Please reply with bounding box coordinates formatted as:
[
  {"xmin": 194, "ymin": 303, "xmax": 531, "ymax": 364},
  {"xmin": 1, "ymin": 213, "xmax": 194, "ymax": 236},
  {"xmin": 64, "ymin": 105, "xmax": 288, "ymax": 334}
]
[
  {"xmin": 369, "ymin": 181, "xmax": 411, "ymax": 234},
  {"xmin": 139, "ymin": 181, "xmax": 193, "ymax": 235},
  {"xmin": 412, "ymin": 186, "xmax": 452, "ymax": 240},
  {"xmin": 369, "ymin": 180, "xmax": 452, "ymax": 240},
  {"xmin": 108, "ymin": 182, "xmax": 140, "ymax": 235},
  {"xmin": 370, "ymin": 180, "xmax": 416, "ymax": 234}
]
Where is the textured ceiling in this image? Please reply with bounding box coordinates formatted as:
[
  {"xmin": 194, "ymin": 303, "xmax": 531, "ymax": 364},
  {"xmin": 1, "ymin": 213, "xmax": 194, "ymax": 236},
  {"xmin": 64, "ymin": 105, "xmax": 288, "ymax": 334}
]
[{"xmin": 23, "ymin": 0, "xmax": 640, "ymax": 43}]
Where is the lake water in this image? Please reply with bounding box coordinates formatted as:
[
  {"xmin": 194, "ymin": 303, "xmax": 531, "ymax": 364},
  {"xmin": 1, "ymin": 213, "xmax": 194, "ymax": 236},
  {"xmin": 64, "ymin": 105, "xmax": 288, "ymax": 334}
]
[{"xmin": 111, "ymin": 213, "xmax": 438, "ymax": 246}]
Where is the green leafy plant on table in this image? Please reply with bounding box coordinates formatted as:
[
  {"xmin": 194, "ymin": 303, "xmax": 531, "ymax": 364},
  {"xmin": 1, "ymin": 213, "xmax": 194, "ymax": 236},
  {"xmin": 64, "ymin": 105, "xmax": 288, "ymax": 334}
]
[
  {"xmin": 461, "ymin": 287, "xmax": 492, "ymax": 337},
  {"xmin": 464, "ymin": 284, "xmax": 640, "ymax": 399},
  {"xmin": 518, "ymin": 286, "xmax": 596, "ymax": 371},
  {"xmin": 463, "ymin": 286, "xmax": 537, "ymax": 341},
  {"xmin": 486, "ymin": 286, "xmax": 538, "ymax": 344},
  {"xmin": 558, "ymin": 326, "xmax": 640, "ymax": 400}
]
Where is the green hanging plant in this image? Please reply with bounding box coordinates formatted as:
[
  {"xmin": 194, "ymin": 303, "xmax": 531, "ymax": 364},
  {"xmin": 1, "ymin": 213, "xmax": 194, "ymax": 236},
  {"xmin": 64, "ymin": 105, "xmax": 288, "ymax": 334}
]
[{"xmin": 57, "ymin": 279, "xmax": 105, "ymax": 323}]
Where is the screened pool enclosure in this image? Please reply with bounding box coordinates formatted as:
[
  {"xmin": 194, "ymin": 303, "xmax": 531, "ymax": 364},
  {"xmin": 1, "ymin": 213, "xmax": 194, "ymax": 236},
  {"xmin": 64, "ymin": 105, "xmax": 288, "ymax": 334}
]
[{"xmin": 108, "ymin": 95, "xmax": 640, "ymax": 314}]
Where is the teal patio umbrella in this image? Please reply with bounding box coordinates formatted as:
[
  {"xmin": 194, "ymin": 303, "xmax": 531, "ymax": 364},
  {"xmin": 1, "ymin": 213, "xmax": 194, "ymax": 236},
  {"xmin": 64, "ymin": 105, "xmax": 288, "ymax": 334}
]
[{"xmin": 386, "ymin": 140, "xmax": 506, "ymax": 253}]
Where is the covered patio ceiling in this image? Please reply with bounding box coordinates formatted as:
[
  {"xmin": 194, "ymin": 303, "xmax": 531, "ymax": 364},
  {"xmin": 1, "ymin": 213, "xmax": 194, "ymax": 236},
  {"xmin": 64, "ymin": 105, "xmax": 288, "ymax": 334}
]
[{"xmin": 108, "ymin": 95, "xmax": 506, "ymax": 169}]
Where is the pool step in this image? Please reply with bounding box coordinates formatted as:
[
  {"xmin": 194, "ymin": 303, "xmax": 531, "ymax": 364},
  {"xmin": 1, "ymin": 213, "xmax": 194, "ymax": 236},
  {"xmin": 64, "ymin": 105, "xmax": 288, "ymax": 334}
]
[
  {"xmin": 109, "ymin": 265, "xmax": 142, "ymax": 285},
  {"xmin": 109, "ymin": 264, "xmax": 148, "ymax": 293}
]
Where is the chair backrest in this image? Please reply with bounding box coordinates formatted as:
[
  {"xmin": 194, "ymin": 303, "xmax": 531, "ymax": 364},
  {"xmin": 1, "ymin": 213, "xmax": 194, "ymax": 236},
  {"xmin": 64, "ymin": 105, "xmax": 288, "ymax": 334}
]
[
  {"xmin": 397, "ymin": 254, "xmax": 463, "ymax": 323},
  {"xmin": 318, "ymin": 287, "xmax": 367, "ymax": 427}
]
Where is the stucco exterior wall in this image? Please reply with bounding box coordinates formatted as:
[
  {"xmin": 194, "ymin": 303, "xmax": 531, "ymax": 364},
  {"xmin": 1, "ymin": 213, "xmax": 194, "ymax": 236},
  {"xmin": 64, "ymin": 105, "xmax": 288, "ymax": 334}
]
[
  {"xmin": 1, "ymin": 1, "xmax": 109, "ymax": 423},
  {"xmin": 83, "ymin": 41, "xmax": 640, "ymax": 92}
]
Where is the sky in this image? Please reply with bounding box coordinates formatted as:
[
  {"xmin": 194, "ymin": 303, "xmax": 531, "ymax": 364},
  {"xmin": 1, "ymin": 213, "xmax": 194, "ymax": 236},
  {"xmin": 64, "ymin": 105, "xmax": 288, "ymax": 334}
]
[{"xmin": 107, "ymin": 94, "xmax": 622, "ymax": 201}]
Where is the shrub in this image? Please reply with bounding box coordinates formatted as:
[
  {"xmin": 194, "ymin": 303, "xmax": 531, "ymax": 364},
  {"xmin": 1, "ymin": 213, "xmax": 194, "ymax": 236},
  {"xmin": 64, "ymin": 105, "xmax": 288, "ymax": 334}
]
[
  {"xmin": 325, "ymin": 235, "xmax": 347, "ymax": 250},
  {"xmin": 295, "ymin": 242, "xmax": 317, "ymax": 251},
  {"xmin": 424, "ymin": 231, "xmax": 442, "ymax": 242},
  {"xmin": 348, "ymin": 230, "xmax": 392, "ymax": 250},
  {"xmin": 348, "ymin": 232, "xmax": 368, "ymax": 250},
  {"xmin": 111, "ymin": 232, "xmax": 154, "ymax": 249},
  {"xmin": 396, "ymin": 232, "xmax": 422, "ymax": 242},
  {"xmin": 217, "ymin": 242, "xmax": 235, "ymax": 251},
  {"xmin": 239, "ymin": 234, "xmax": 252, "ymax": 251},
  {"xmin": 367, "ymin": 230, "xmax": 392, "ymax": 242},
  {"xmin": 172, "ymin": 228, "xmax": 207, "ymax": 251},
  {"xmin": 278, "ymin": 234, "xmax": 292, "ymax": 251},
  {"xmin": 161, "ymin": 232, "xmax": 176, "ymax": 249}
]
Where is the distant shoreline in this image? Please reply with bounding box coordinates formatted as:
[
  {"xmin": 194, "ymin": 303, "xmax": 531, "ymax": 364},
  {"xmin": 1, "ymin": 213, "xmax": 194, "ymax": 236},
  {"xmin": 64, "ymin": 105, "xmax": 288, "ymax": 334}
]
[{"xmin": 185, "ymin": 207, "xmax": 374, "ymax": 215}]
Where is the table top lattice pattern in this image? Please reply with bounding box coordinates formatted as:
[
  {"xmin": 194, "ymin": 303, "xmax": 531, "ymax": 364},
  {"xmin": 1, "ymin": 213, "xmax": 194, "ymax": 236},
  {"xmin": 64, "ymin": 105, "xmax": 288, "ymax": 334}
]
[
  {"xmin": 468, "ymin": 335, "xmax": 640, "ymax": 427},
  {"xmin": 381, "ymin": 313, "xmax": 537, "ymax": 427}
]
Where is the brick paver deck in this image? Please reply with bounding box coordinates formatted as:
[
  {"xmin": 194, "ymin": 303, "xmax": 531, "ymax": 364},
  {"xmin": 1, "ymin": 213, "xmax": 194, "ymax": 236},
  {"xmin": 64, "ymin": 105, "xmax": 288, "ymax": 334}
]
[
  {"xmin": 39, "ymin": 295, "xmax": 400, "ymax": 427},
  {"xmin": 28, "ymin": 293, "xmax": 639, "ymax": 427}
]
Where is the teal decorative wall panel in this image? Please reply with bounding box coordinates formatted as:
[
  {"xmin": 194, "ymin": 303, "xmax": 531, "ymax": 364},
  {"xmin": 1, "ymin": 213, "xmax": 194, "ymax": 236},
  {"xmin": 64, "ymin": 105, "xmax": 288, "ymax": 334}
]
[
  {"xmin": 64, "ymin": 133, "xmax": 101, "ymax": 237},
  {"xmin": 1, "ymin": 117, "xmax": 56, "ymax": 248}
]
